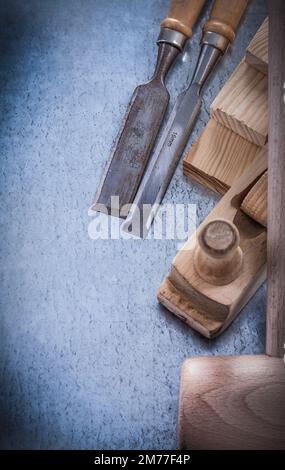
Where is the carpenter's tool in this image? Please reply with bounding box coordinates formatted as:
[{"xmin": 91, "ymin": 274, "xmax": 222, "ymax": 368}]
[
  {"xmin": 92, "ymin": 0, "xmax": 206, "ymax": 217},
  {"xmin": 179, "ymin": 1, "xmax": 285, "ymax": 450},
  {"xmin": 123, "ymin": 0, "xmax": 249, "ymax": 238}
]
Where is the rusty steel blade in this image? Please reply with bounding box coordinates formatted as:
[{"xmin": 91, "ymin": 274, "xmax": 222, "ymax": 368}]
[
  {"xmin": 92, "ymin": 43, "xmax": 180, "ymax": 217},
  {"xmin": 122, "ymin": 84, "xmax": 201, "ymax": 238}
]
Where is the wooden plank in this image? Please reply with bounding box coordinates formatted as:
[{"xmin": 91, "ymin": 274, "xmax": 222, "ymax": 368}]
[
  {"xmin": 266, "ymin": 1, "xmax": 285, "ymax": 358},
  {"xmin": 179, "ymin": 356, "xmax": 285, "ymax": 450},
  {"xmin": 245, "ymin": 17, "xmax": 268, "ymax": 74},
  {"xmin": 183, "ymin": 119, "xmax": 259, "ymax": 194},
  {"xmin": 211, "ymin": 60, "xmax": 268, "ymax": 146},
  {"xmin": 241, "ymin": 170, "xmax": 267, "ymax": 226},
  {"xmin": 158, "ymin": 148, "xmax": 267, "ymax": 338}
]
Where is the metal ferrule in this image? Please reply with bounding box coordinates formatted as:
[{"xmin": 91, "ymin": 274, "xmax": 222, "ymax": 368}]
[
  {"xmin": 201, "ymin": 31, "xmax": 230, "ymax": 54},
  {"xmin": 157, "ymin": 27, "xmax": 188, "ymax": 52}
]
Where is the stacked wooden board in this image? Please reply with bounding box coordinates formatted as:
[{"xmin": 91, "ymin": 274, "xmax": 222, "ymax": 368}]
[
  {"xmin": 245, "ymin": 17, "xmax": 268, "ymax": 74},
  {"xmin": 183, "ymin": 18, "xmax": 268, "ymax": 194}
]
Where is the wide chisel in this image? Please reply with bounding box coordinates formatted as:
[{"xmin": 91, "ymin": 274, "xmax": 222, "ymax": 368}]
[
  {"xmin": 123, "ymin": 0, "xmax": 249, "ymax": 238},
  {"xmin": 179, "ymin": 4, "xmax": 285, "ymax": 449},
  {"xmin": 92, "ymin": 0, "xmax": 206, "ymax": 217}
]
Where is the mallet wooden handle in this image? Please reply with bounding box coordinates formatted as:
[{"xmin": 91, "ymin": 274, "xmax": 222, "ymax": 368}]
[
  {"xmin": 161, "ymin": 0, "xmax": 206, "ymax": 38},
  {"xmin": 204, "ymin": 0, "xmax": 249, "ymax": 43},
  {"xmin": 266, "ymin": 0, "xmax": 285, "ymax": 358}
]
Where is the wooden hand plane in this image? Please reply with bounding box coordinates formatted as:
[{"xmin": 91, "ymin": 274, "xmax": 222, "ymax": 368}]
[{"xmin": 158, "ymin": 147, "xmax": 267, "ymax": 338}]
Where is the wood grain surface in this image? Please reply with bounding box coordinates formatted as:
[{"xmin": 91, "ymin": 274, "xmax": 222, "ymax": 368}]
[
  {"xmin": 246, "ymin": 17, "xmax": 268, "ymax": 74},
  {"xmin": 179, "ymin": 356, "xmax": 285, "ymax": 450},
  {"xmin": 211, "ymin": 60, "xmax": 268, "ymax": 146},
  {"xmin": 266, "ymin": 0, "xmax": 285, "ymax": 358}
]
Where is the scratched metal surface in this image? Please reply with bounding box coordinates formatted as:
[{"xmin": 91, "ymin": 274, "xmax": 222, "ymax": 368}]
[{"xmin": 0, "ymin": 0, "xmax": 267, "ymax": 450}]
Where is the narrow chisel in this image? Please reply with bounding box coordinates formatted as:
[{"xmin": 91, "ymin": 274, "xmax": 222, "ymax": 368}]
[
  {"xmin": 123, "ymin": 0, "xmax": 249, "ymax": 238},
  {"xmin": 92, "ymin": 0, "xmax": 206, "ymax": 217}
]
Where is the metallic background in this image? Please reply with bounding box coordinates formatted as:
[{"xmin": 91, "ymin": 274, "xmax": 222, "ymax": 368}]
[{"xmin": 0, "ymin": 0, "xmax": 267, "ymax": 449}]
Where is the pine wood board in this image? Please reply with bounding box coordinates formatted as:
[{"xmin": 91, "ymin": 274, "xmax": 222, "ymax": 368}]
[
  {"xmin": 241, "ymin": 170, "xmax": 267, "ymax": 226},
  {"xmin": 183, "ymin": 119, "xmax": 260, "ymax": 194},
  {"xmin": 158, "ymin": 147, "xmax": 268, "ymax": 338},
  {"xmin": 211, "ymin": 60, "xmax": 268, "ymax": 146},
  {"xmin": 245, "ymin": 17, "xmax": 268, "ymax": 74}
]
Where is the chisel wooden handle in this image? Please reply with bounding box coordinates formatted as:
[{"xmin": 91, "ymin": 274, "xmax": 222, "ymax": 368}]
[
  {"xmin": 204, "ymin": 0, "xmax": 249, "ymax": 42},
  {"xmin": 161, "ymin": 0, "xmax": 206, "ymax": 38}
]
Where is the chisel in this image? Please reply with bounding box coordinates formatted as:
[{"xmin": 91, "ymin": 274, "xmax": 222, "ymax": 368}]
[
  {"xmin": 123, "ymin": 0, "xmax": 249, "ymax": 238},
  {"xmin": 92, "ymin": 0, "xmax": 206, "ymax": 217}
]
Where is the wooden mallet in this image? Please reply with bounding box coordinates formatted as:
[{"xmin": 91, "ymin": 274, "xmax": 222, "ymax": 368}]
[{"xmin": 178, "ymin": 1, "xmax": 285, "ymax": 450}]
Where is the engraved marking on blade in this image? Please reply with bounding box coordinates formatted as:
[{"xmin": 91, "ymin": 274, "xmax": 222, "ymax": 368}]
[{"xmin": 167, "ymin": 131, "xmax": 178, "ymax": 147}]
